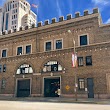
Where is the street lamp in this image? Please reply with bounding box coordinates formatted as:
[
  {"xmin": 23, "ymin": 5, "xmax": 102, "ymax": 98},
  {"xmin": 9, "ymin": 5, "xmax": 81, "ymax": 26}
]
[{"xmin": 68, "ymin": 30, "xmax": 78, "ymax": 101}]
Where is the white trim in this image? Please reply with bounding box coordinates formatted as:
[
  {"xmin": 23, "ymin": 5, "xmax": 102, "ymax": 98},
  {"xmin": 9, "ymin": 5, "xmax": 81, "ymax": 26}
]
[
  {"xmin": 24, "ymin": 44, "xmax": 32, "ymax": 54},
  {"xmin": 1, "ymin": 48, "xmax": 8, "ymax": 58},
  {"xmin": 42, "ymin": 76, "xmax": 61, "ymax": 97},
  {"xmin": 15, "ymin": 78, "xmax": 32, "ymax": 97},
  {"xmin": 54, "ymin": 38, "xmax": 63, "ymax": 50},
  {"xmin": 78, "ymin": 33, "xmax": 89, "ymax": 46},
  {"xmin": 16, "ymin": 45, "xmax": 23, "ymax": 55},
  {"xmin": 44, "ymin": 40, "xmax": 53, "ymax": 52}
]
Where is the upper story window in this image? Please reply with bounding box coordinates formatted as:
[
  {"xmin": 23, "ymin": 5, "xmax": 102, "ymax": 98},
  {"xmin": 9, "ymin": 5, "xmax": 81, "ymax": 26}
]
[
  {"xmin": 55, "ymin": 39, "xmax": 62, "ymax": 49},
  {"xmin": 3, "ymin": 64, "xmax": 6, "ymax": 72},
  {"xmin": 13, "ymin": 4, "xmax": 14, "ymax": 8},
  {"xmin": 43, "ymin": 61, "xmax": 63, "ymax": 72},
  {"xmin": 26, "ymin": 45, "xmax": 31, "ymax": 54},
  {"xmin": 86, "ymin": 56, "xmax": 92, "ymax": 66},
  {"xmin": 16, "ymin": 64, "xmax": 33, "ymax": 74},
  {"xmin": 0, "ymin": 64, "xmax": 6, "ymax": 73},
  {"xmin": 2, "ymin": 49, "xmax": 7, "ymax": 58},
  {"xmin": 45, "ymin": 41, "xmax": 52, "ymax": 51},
  {"xmin": 17, "ymin": 46, "xmax": 22, "ymax": 55},
  {"xmin": 78, "ymin": 78, "xmax": 85, "ymax": 90},
  {"xmin": 80, "ymin": 35, "xmax": 88, "ymax": 46},
  {"xmin": 78, "ymin": 57, "xmax": 83, "ymax": 67},
  {"xmin": 15, "ymin": 4, "xmax": 17, "ymax": 8}
]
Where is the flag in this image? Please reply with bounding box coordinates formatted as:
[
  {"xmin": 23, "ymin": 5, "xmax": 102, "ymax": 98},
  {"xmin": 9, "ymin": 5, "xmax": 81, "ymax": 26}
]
[
  {"xmin": 32, "ymin": 4, "xmax": 38, "ymax": 8},
  {"xmin": 72, "ymin": 53, "xmax": 77, "ymax": 67}
]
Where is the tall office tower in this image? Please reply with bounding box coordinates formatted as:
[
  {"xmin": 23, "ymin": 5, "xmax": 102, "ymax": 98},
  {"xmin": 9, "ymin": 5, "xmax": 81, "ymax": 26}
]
[{"xmin": 0, "ymin": 0, "xmax": 37, "ymax": 32}]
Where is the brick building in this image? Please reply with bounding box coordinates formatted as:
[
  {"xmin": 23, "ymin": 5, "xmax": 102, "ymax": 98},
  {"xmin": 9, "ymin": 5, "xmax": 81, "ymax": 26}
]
[{"xmin": 0, "ymin": 8, "xmax": 110, "ymax": 98}]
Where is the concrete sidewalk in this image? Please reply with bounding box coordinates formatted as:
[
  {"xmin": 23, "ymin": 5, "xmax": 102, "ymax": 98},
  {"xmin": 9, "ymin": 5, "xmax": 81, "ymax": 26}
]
[{"xmin": 0, "ymin": 97, "xmax": 110, "ymax": 104}]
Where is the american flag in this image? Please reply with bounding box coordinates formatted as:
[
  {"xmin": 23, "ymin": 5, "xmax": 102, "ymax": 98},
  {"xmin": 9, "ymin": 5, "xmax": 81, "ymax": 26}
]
[
  {"xmin": 72, "ymin": 53, "xmax": 77, "ymax": 67},
  {"xmin": 32, "ymin": 4, "xmax": 38, "ymax": 8}
]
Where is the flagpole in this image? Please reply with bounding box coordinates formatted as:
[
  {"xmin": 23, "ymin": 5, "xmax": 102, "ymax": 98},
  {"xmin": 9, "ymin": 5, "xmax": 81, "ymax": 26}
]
[{"xmin": 68, "ymin": 30, "xmax": 78, "ymax": 101}]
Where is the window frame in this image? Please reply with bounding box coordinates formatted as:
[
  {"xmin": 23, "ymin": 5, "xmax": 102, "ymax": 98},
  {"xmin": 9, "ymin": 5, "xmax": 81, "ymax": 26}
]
[
  {"xmin": 1, "ymin": 49, "xmax": 7, "ymax": 58},
  {"xmin": 78, "ymin": 78, "xmax": 85, "ymax": 90},
  {"xmin": 3, "ymin": 64, "xmax": 6, "ymax": 72},
  {"xmin": 86, "ymin": 56, "xmax": 92, "ymax": 66},
  {"xmin": 16, "ymin": 45, "xmax": 23, "ymax": 55},
  {"xmin": 44, "ymin": 40, "xmax": 53, "ymax": 51},
  {"xmin": 54, "ymin": 38, "xmax": 63, "ymax": 50},
  {"xmin": 16, "ymin": 64, "xmax": 33, "ymax": 74},
  {"xmin": 0, "ymin": 65, "xmax": 2, "ymax": 73},
  {"xmin": 78, "ymin": 34, "xmax": 89, "ymax": 46},
  {"xmin": 1, "ymin": 78, "xmax": 6, "ymax": 89},
  {"xmin": 42, "ymin": 61, "xmax": 63, "ymax": 73},
  {"xmin": 25, "ymin": 44, "xmax": 32, "ymax": 54},
  {"xmin": 77, "ymin": 57, "xmax": 83, "ymax": 67}
]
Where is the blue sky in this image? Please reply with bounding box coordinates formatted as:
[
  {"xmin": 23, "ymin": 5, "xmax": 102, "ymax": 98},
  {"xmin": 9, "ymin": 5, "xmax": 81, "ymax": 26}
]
[{"xmin": 0, "ymin": 0, "xmax": 110, "ymax": 24}]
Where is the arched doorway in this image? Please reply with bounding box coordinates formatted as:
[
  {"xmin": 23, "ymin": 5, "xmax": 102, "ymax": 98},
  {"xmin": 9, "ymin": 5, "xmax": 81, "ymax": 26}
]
[
  {"xmin": 16, "ymin": 64, "xmax": 33, "ymax": 97},
  {"xmin": 42, "ymin": 61, "xmax": 62, "ymax": 97}
]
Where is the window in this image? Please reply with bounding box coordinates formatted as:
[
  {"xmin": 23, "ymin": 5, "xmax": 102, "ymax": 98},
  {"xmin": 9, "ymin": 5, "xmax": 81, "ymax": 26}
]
[
  {"xmin": 5, "ymin": 13, "xmax": 9, "ymax": 30},
  {"xmin": 45, "ymin": 41, "xmax": 52, "ymax": 51},
  {"xmin": 14, "ymin": 15, "xmax": 15, "ymax": 19},
  {"xmin": 15, "ymin": 4, "xmax": 17, "ymax": 7},
  {"xmin": 16, "ymin": 9, "xmax": 17, "ymax": 13},
  {"xmin": 26, "ymin": 45, "xmax": 31, "ymax": 54},
  {"xmin": 0, "ymin": 65, "xmax": 2, "ymax": 73},
  {"xmin": 1, "ymin": 78, "xmax": 6, "ymax": 89},
  {"xmin": 17, "ymin": 46, "xmax": 22, "ymax": 55},
  {"xmin": 16, "ymin": 64, "xmax": 33, "ymax": 74},
  {"xmin": 86, "ymin": 56, "xmax": 92, "ymax": 66},
  {"xmin": 80, "ymin": 35, "xmax": 88, "ymax": 46},
  {"xmin": 78, "ymin": 57, "xmax": 83, "ymax": 66},
  {"xmin": 55, "ymin": 39, "xmax": 62, "ymax": 49},
  {"xmin": 2, "ymin": 49, "xmax": 7, "ymax": 57},
  {"xmin": 12, "ymin": 21, "xmax": 13, "ymax": 25},
  {"xmin": 3, "ymin": 64, "xmax": 6, "ymax": 72},
  {"xmin": 78, "ymin": 78, "xmax": 85, "ymax": 90},
  {"xmin": 43, "ymin": 61, "xmax": 63, "ymax": 72}
]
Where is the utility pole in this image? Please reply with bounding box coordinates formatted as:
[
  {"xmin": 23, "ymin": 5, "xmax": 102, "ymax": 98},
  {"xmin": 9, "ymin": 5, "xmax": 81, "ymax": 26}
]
[{"xmin": 68, "ymin": 30, "xmax": 78, "ymax": 101}]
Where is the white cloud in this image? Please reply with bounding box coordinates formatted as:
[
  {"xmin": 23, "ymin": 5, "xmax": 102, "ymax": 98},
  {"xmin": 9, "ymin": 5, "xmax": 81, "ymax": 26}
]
[
  {"xmin": 56, "ymin": 0, "xmax": 62, "ymax": 17},
  {"xmin": 92, "ymin": 0, "xmax": 110, "ymax": 12},
  {"xmin": 92, "ymin": 0, "xmax": 109, "ymax": 5},
  {"xmin": 105, "ymin": 18, "xmax": 110, "ymax": 24}
]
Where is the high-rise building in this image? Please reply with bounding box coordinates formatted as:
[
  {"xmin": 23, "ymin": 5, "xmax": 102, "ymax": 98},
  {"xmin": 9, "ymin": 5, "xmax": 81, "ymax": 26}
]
[{"xmin": 0, "ymin": 0, "xmax": 37, "ymax": 32}]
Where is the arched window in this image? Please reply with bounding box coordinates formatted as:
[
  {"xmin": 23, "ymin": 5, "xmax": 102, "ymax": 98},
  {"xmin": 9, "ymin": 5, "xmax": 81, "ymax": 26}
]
[
  {"xmin": 43, "ymin": 61, "xmax": 62, "ymax": 72},
  {"xmin": 16, "ymin": 64, "xmax": 33, "ymax": 74}
]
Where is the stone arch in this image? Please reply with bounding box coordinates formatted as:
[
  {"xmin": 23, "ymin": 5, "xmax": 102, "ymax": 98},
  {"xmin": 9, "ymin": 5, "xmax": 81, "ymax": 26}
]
[{"xmin": 15, "ymin": 61, "xmax": 35, "ymax": 75}]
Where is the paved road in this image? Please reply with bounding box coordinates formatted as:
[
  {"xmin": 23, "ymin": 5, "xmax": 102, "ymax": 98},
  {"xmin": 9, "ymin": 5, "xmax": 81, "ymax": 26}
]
[{"xmin": 0, "ymin": 101, "xmax": 110, "ymax": 110}]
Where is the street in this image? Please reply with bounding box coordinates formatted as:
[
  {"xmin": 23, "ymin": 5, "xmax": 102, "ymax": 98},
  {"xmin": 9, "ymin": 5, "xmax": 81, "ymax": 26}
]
[{"xmin": 0, "ymin": 101, "xmax": 110, "ymax": 110}]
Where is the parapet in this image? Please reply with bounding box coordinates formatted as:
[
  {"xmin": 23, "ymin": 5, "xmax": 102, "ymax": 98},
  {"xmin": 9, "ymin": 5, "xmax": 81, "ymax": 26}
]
[
  {"xmin": 67, "ymin": 14, "xmax": 72, "ymax": 20},
  {"xmin": 0, "ymin": 8, "xmax": 99, "ymax": 36},
  {"xmin": 52, "ymin": 18, "xmax": 57, "ymax": 23},
  {"xmin": 93, "ymin": 8, "xmax": 99, "ymax": 14},
  {"xmin": 59, "ymin": 16, "xmax": 64, "ymax": 22},
  {"xmin": 37, "ymin": 21, "xmax": 43, "ymax": 27},
  {"xmin": 84, "ymin": 10, "xmax": 89, "ymax": 16},
  {"xmin": 75, "ymin": 12, "xmax": 80, "ymax": 18},
  {"xmin": 45, "ymin": 20, "xmax": 49, "ymax": 25}
]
